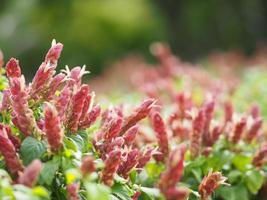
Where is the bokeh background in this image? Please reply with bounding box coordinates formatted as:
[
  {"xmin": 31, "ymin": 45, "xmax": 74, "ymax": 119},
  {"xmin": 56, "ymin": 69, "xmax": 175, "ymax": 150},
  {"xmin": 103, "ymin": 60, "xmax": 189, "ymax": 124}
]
[{"xmin": 0, "ymin": 0, "xmax": 267, "ymax": 79}]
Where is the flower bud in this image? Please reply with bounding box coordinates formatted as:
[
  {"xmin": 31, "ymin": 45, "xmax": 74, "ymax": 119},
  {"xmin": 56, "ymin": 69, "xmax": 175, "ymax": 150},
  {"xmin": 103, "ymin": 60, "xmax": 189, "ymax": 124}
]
[
  {"xmin": 79, "ymin": 104, "xmax": 101, "ymax": 130},
  {"xmin": 252, "ymin": 144, "xmax": 267, "ymax": 168},
  {"xmin": 230, "ymin": 117, "xmax": 246, "ymax": 144},
  {"xmin": 6, "ymin": 58, "xmax": 21, "ymax": 78},
  {"xmin": 45, "ymin": 40, "xmax": 63, "ymax": 65},
  {"xmin": 123, "ymin": 125, "xmax": 139, "ymax": 146}
]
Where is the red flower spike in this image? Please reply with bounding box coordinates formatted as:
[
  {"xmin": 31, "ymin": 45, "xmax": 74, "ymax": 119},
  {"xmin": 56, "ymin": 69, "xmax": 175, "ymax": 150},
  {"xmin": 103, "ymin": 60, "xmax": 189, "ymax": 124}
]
[
  {"xmin": 0, "ymin": 89, "xmax": 11, "ymax": 111},
  {"xmin": 30, "ymin": 61, "xmax": 57, "ymax": 99},
  {"xmin": 45, "ymin": 40, "xmax": 63, "ymax": 65},
  {"xmin": 66, "ymin": 84, "xmax": 90, "ymax": 133},
  {"xmin": 224, "ymin": 101, "xmax": 233, "ymax": 124},
  {"xmin": 18, "ymin": 159, "xmax": 42, "ymax": 188},
  {"xmin": 79, "ymin": 104, "xmax": 101, "ymax": 130},
  {"xmin": 230, "ymin": 117, "xmax": 247, "ymax": 144},
  {"xmin": 175, "ymin": 92, "xmax": 192, "ymax": 120},
  {"xmin": 210, "ymin": 125, "xmax": 222, "ymax": 146},
  {"xmin": 199, "ymin": 172, "xmax": 228, "ymax": 200},
  {"xmin": 250, "ymin": 104, "xmax": 261, "ymax": 119},
  {"xmin": 65, "ymin": 66, "xmax": 89, "ymax": 88},
  {"xmin": 136, "ymin": 147, "xmax": 157, "ymax": 169},
  {"xmin": 120, "ymin": 99, "xmax": 156, "ymax": 134},
  {"xmin": 101, "ymin": 149, "xmax": 122, "ymax": 186},
  {"xmin": 123, "ymin": 125, "xmax": 139, "ymax": 146},
  {"xmin": 44, "ymin": 103, "xmax": 64, "ymax": 152},
  {"xmin": 6, "ymin": 58, "xmax": 21, "ymax": 78},
  {"xmin": 245, "ymin": 118, "xmax": 262, "ymax": 143},
  {"xmin": 151, "ymin": 112, "xmax": 169, "ymax": 161},
  {"xmin": 203, "ymin": 101, "xmax": 215, "ymax": 145},
  {"xmin": 252, "ymin": 144, "xmax": 267, "ymax": 168},
  {"xmin": 0, "ymin": 124, "xmax": 21, "ymax": 151},
  {"xmin": 104, "ymin": 137, "xmax": 125, "ymax": 155},
  {"xmin": 190, "ymin": 109, "xmax": 205, "ymax": 158},
  {"xmin": 159, "ymin": 146, "xmax": 185, "ymax": 192},
  {"xmin": 79, "ymin": 93, "xmax": 92, "ymax": 123},
  {"xmin": 10, "ymin": 77, "xmax": 37, "ymax": 136},
  {"xmin": 67, "ymin": 183, "xmax": 80, "ymax": 200},
  {"xmin": 0, "ymin": 129, "xmax": 23, "ymax": 176},
  {"xmin": 56, "ymin": 86, "xmax": 72, "ymax": 119},
  {"xmin": 44, "ymin": 73, "xmax": 66, "ymax": 100},
  {"xmin": 104, "ymin": 117, "xmax": 123, "ymax": 141},
  {"xmin": 80, "ymin": 156, "xmax": 95, "ymax": 176},
  {"xmin": 164, "ymin": 187, "xmax": 189, "ymax": 200},
  {"xmin": 118, "ymin": 148, "xmax": 139, "ymax": 178}
]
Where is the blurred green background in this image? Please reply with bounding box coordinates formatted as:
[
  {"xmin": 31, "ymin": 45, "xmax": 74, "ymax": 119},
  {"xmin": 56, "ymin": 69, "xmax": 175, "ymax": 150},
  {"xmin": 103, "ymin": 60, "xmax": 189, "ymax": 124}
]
[{"xmin": 0, "ymin": 0, "xmax": 267, "ymax": 79}]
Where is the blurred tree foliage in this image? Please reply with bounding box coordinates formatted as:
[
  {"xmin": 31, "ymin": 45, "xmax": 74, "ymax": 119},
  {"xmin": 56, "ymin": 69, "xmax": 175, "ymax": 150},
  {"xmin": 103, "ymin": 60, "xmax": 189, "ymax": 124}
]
[
  {"xmin": 0, "ymin": 0, "xmax": 267, "ymax": 78},
  {"xmin": 155, "ymin": 0, "xmax": 267, "ymax": 59},
  {"xmin": 0, "ymin": 0, "xmax": 165, "ymax": 78}
]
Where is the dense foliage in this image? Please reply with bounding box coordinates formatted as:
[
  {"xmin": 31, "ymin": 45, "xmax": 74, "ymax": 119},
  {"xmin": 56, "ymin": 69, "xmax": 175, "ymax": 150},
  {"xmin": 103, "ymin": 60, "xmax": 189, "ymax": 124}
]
[{"xmin": 0, "ymin": 41, "xmax": 267, "ymax": 200}]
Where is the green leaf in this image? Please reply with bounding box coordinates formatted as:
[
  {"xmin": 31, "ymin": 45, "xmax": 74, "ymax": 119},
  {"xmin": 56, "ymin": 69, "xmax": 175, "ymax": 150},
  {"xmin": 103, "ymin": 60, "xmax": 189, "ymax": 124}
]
[
  {"xmin": 228, "ymin": 170, "xmax": 242, "ymax": 184},
  {"xmin": 112, "ymin": 183, "xmax": 132, "ymax": 200},
  {"xmin": 68, "ymin": 134, "xmax": 84, "ymax": 151},
  {"xmin": 145, "ymin": 162, "xmax": 164, "ymax": 179},
  {"xmin": 20, "ymin": 137, "xmax": 47, "ymax": 165},
  {"xmin": 232, "ymin": 154, "xmax": 252, "ymax": 172},
  {"xmin": 38, "ymin": 158, "xmax": 60, "ymax": 185},
  {"xmin": 244, "ymin": 169, "xmax": 264, "ymax": 195},
  {"xmin": 85, "ymin": 183, "xmax": 110, "ymax": 200},
  {"xmin": 140, "ymin": 187, "xmax": 160, "ymax": 198},
  {"xmin": 216, "ymin": 184, "xmax": 249, "ymax": 200}
]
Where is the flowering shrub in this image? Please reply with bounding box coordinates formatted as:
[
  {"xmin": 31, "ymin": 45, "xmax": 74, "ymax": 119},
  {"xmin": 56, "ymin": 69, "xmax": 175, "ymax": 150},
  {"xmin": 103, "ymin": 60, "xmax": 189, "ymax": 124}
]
[{"xmin": 0, "ymin": 41, "xmax": 267, "ymax": 200}]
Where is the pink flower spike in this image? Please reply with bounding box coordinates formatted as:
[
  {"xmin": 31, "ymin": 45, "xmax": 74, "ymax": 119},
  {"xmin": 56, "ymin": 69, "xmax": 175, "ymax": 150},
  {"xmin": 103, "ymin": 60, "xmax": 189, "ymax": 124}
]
[
  {"xmin": 18, "ymin": 159, "xmax": 42, "ymax": 188},
  {"xmin": 164, "ymin": 187, "xmax": 189, "ymax": 200},
  {"xmin": 10, "ymin": 76, "xmax": 37, "ymax": 136},
  {"xmin": 63, "ymin": 65, "xmax": 90, "ymax": 87},
  {"xmin": 159, "ymin": 145, "xmax": 186, "ymax": 192},
  {"xmin": 190, "ymin": 109, "xmax": 205, "ymax": 159},
  {"xmin": 30, "ymin": 62, "xmax": 56, "ymax": 99},
  {"xmin": 0, "ymin": 128, "xmax": 23, "ymax": 176},
  {"xmin": 0, "ymin": 89, "xmax": 11, "ymax": 111},
  {"xmin": 66, "ymin": 84, "xmax": 90, "ymax": 133},
  {"xmin": 250, "ymin": 104, "xmax": 261, "ymax": 119},
  {"xmin": 56, "ymin": 86, "xmax": 72, "ymax": 119},
  {"xmin": 79, "ymin": 93, "xmax": 93, "ymax": 123},
  {"xmin": 104, "ymin": 117, "xmax": 123, "ymax": 141},
  {"xmin": 44, "ymin": 102, "xmax": 64, "ymax": 152},
  {"xmin": 252, "ymin": 144, "xmax": 267, "ymax": 168},
  {"xmin": 123, "ymin": 125, "xmax": 139, "ymax": 146},
  {"xmin": 6, "ymin": 58, "xmax": 21, "ymax": 78},
  {"xmin": 120, "ymin": 99, "xmax": 156, "ymax": 134},
  {"xmin": 230, "ymin": 117, "xmax": 247, "ymax": 144},
  {"xmin": 224, "ymin": 101, "xmax": 233, "ymax": 124},
  {"xmin": 199, "ymin": 172, "xmax": 228, "ymax": 200},
  {"xmin": 45, "ymin": 40, "xmax": 63, "ymax": 65},
  {"xmin": 118, "ymin": 148, "xmax": 139, "ymax": 178},
  {"xmin": 101, "ymin": 149, "xmax": 122, "ymax": 186},
  {"xmin": 245, "ymin": 118, "xmax": 262, "ymax": 143},
  {"xmin": 136, "ymin": 147, "xmax": 158, "ymax": 169},
  {"xmin": 151, "ymin": 112, "xmax": 169, "ymax": 161},
  {"xmin": 67, "ymin": 183, "xmax": 80, "ymax": 200},
  {"xmin": 79, "ymin": 104, "xmax": 101, "ymax": 130},
  {"xmin": 80, "ymin": 156, "xmax": 95, "ymax": 176},
  {"xmin": 44, "ymin": 73, "xmax": 66, "ymax": 100}
]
